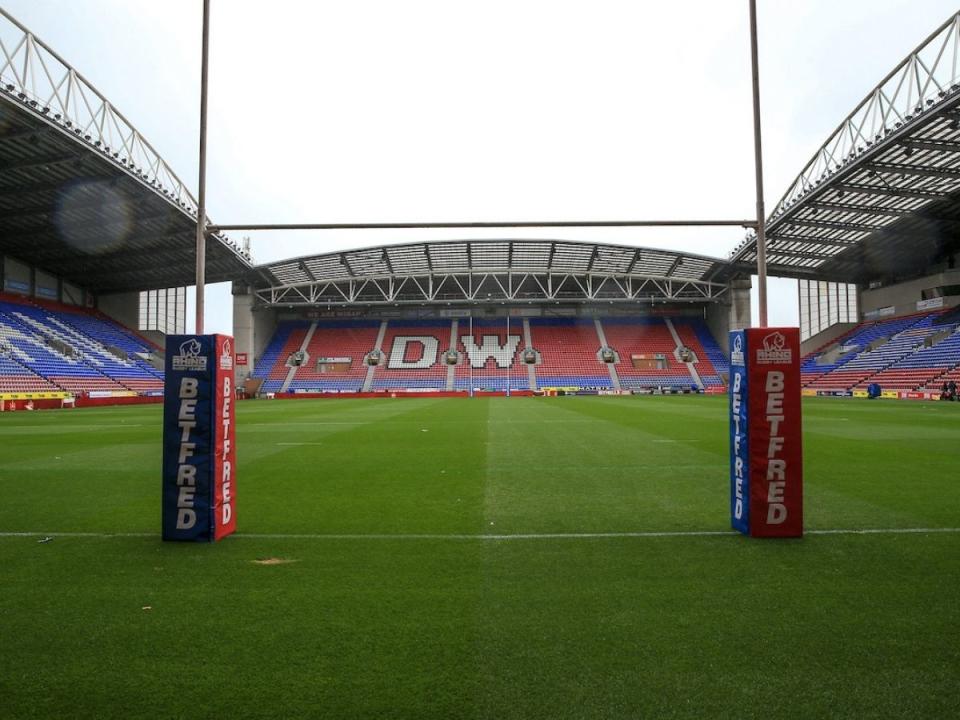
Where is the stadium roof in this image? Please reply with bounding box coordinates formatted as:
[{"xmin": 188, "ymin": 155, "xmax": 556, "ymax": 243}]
[
  {"xmin": 0, "ymin": 8, "xmax": 251, "ymax": 294},
  {"xmin": 251, "ymin": 239, "xmax": 732, "ymax": 306},
  {"xmin": 731, "ymin": 11, "xmax": 960, "ymax": 283},
  {"xmin": 8, "ymin": 6, "xmax": 960, "ymax": 303}
]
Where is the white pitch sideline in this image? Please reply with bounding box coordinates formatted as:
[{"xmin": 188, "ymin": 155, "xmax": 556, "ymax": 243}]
[{"xmin": 1, "ymin": 528, "xmax": 959, "ymax": 540}]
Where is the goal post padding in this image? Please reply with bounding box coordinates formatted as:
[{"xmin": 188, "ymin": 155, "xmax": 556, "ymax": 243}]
[
  {"xmin": 729, "ymin": 327, "xmax": 803, "ymax": 538},
  {"xmin": 162, "ymin": 334, "xmax": 237, "ymax": 542}
]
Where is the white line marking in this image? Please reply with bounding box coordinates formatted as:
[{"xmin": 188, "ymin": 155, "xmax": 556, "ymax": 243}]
[
  {"xmin": 1, "ymin": 424, "xmax": 146, "ymax": 430},
  {"xmin": 248, "ymin": 422, "xmax": 365, "ymax": 426},
  {"xmin": 0, "ymin": 528, "xmax": 958, "ymax": 540}
]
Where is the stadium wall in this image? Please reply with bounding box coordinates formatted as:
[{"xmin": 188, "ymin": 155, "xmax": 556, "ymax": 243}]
[
  {"xmin": 799, "ymin": 321, "xmax": 857, "ymax": 357},
  {"xmin": 706, "ymin": 275, "xmax": 750, "ymax": 353},
  {"xmin": 2, "ymin": 256, "xmax": 31, "ymax": 296},
  {"xmin": 860, "ymin": 270, "xmax": 960, "ymax": 318},
  {"xmin": 233, "ymin": 287, "xmax": 276, "ymax": 380},
  {"xmin": 98, "ymin": 291, "xmax": 140, "ymax": 331},
  {"xmin": 3, "ymin": 254, "xmax": 91, "ymax": 307}
]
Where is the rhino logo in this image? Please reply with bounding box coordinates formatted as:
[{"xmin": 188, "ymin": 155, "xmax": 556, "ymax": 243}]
[
  {"xmin": 762, "ymin": 332, "xmax": 786, "ymax": 352},
  {"xmin": 179, "ymin": 338, "xmax": 202, "ymax": 357},
  {"xmin": 757, "ymin": 331, "xmax": 792, "ymax": 365},
  {"xmin": 172, "ymin": 337, "xmax": 208, "ymax": 371}
]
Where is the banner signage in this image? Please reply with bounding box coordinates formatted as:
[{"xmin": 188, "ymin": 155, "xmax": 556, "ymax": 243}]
[
  {"xmin": 729, "ymin": 328, "xmax": 803, "ymax": 538},
  {"xmin": 917, "ymin": 297, "xmax": 944, "ymax": 311},
  {"xmin": 0, "ymin": 391, "xmax": 70, "ymax": 400},
  {"xmin": 162, "ymin": 334, "xmax": 237, "ymax": 542},
  {"xmin": 864, "ymin": 306, "xmax": 895, "ymax": 320},
  {"xmin": 235, "ymin": 352, "xmax": 248, "ymax": 366}
]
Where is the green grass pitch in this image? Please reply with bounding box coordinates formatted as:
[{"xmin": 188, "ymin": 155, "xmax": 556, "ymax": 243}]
[{"xmin": 1, "ymin": 396, "xmax": 958, "ymax": 719}]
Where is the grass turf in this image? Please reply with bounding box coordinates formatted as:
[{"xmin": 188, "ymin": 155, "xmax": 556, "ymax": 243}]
[{"xmin": 0, "ymin": 396, "xmax": 958, "ymax": 719}]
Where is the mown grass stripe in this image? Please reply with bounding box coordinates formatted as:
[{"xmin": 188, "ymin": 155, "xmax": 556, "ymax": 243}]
[{"xmin": 3, "ymin": 527, "xmax": 959, "ymax": 540}]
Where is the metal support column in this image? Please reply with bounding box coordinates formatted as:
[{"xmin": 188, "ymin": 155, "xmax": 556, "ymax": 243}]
[
  {"xmin": 195, "ymin": 0, "xmax": 211, "ymax": 333},
  {"xmin": 749, "ymin": 0, "xmax": 768, "ymax": 328}
]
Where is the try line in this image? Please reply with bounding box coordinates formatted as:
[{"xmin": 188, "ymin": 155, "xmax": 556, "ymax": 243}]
[{"xmin": 1, "ymin": 528, "xmax": 959, "ymax": 540}]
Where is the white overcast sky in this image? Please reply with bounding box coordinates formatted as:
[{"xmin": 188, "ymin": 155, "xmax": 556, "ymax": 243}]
[{"xmin": 5, "ymin": 0, "xmax": 960, "ymax": 334}]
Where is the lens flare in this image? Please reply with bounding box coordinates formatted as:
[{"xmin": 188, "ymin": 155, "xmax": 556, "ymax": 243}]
[{"xmin": 54, "ymin": 180, "xmax": 134, "ymax": 255}]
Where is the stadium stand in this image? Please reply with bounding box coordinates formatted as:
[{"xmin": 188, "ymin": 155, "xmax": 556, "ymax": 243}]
[
  {"xmin": 0, "ymin": 296, "xmax": 166, "ymax": 394},
  {"xmin": 455, "ymin": 319, "xmax": 527, "ymax": 391},
  {"xmin": 801, "ymin": 313, "xmax": 933, "ymax": 390},
  {"xmin": 372, "ymin": 320, "xmax": 450, "ymax": 390},
  {"xmin": 528, "ymin": 318, "xmax": 611, "ymax": 389},
  {"xmin": 251, "ymin": 321, "xmax": 308, "ymax": 393},
  {"xmin": 673, "ymin": 318, "xmax": 726, "ymax": 387},
  {"xmin": 927, "ymin": 363, "xmax": 960, "ymax": 392},
  {"xmin": 247, "ymin": 315, "xmax": 734, "ymax": 393},
  {"xmin": 292, "ymin": 320, "xmax": 381, "ymax": 392},
  {"xmin": 799, "ymin": 311, "xmax": 960, "ymax": 392},
  {"xmin": 866, "ymin": 326, "xmax": 960, "ymax": 391},
  {"xmin": 0, "ymin": 353, "xmax": 61, "ymax": 393},
  {"xmin": 602, "ymin": 317, "xmax": 695, "ymax": 389}
]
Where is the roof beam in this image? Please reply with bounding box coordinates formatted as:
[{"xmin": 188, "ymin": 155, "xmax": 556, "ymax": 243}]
[
  {"xmin": 0, "ymin": 212, "xmax": 184, "ymax": 245},
  {"xmin": 767, "ymin": 233, "xmax": 861, "ymax": 246},
  {"xmin": 782, "ymin": 217, "xmax": 885, "ymax": 232},
  {"xmin": 899, "ymin": 138, "xmax": 960, "ymax": 153},
  {"xmin": 297, "ymin": 261, "xmax": 318, "ymax": 282},
  {"xmin": 665, "ymin": 255, "xmax": 683, "ymax": 276},
  {"xmin": 768, "ymin": 239, "xmax": 856, "ymax": 255},
  {"xmin": 0, "ymin": 125, "xmax": 54, "ymax": 145},
  {"xmin": 765, "ymin": 247, "xmax": 848, "ymax": 261},
  {"xmin": 0, "ymin": 176, "xmax": 116, "ymax": 200},
  {"xmin": 587, "ymin": 244, "xmax": 599, "ymax": 271},
  {"xmin": 0, "ymin": 229, "xmax": 190, "ymax": 260},
  {"xmin": 870, "ymin": 161, "xmax": 960, "ymax": 179},
  {"xmin": 0, "ymin": 153, "xmax": 85, "ymax": 173},
  {"xmin": 805, "ymin": 200, "xmax": 915, "ymax": 217},
  {"xmin": 0, "ymin": 201, "xmax": 168, "ymax": 227},
  {"xmin": 339, "ymin": 252, "xmax": 355, "ymax": 276},
  {"xmin": 829, "ymin": 182, "xmax": 944, "ymax": 200}
]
